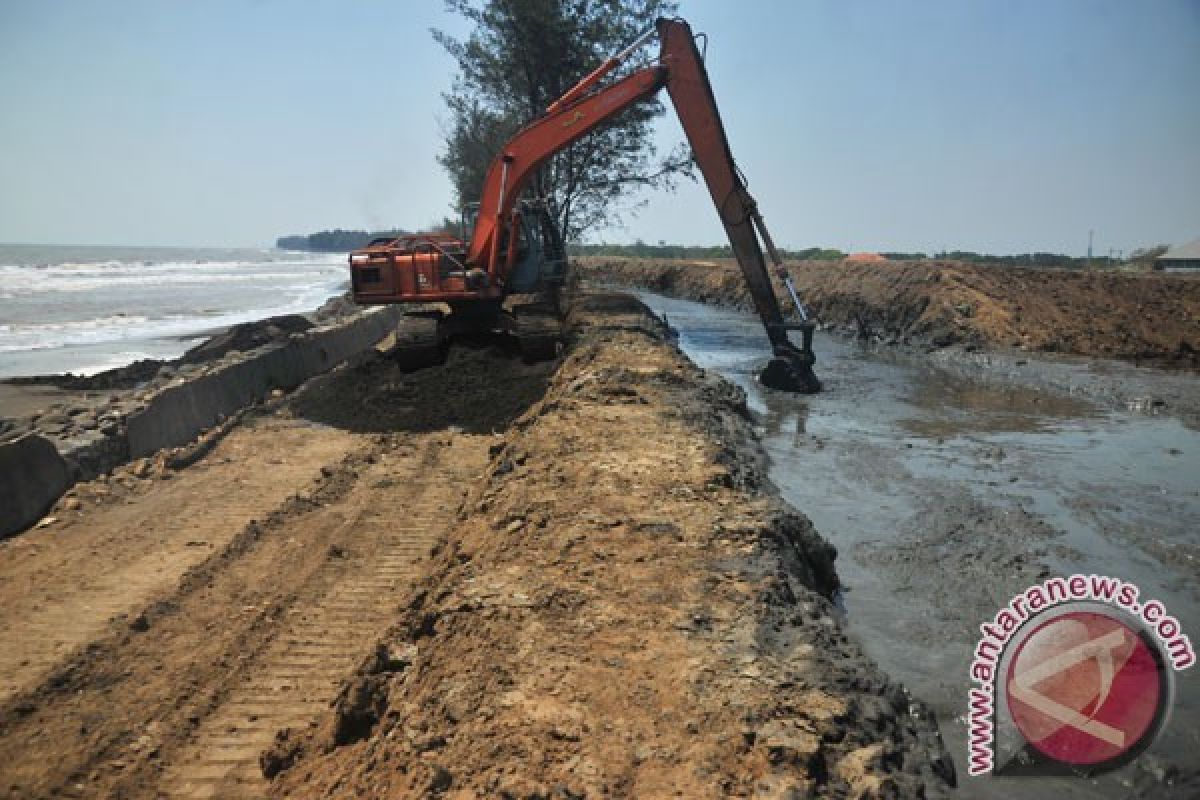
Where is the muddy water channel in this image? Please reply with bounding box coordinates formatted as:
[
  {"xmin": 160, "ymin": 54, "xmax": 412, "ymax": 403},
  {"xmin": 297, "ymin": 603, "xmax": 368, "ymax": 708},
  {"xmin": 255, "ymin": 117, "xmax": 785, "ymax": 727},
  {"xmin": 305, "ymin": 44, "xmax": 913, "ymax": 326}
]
[{"xmin": 640, "ymin": 291, "xmax": 1200, "ymax": 799}]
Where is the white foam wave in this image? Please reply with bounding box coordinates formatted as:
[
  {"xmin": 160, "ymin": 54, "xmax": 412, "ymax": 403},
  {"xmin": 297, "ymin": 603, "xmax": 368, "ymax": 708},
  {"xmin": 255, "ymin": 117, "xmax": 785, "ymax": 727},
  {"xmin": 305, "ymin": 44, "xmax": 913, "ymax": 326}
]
[
  {"xmin": 70, "ymin": 350, "xmax": 160, "ymax": 376},
  {"xmin": 0, "ymin": 290, "xmax": 338, "ymax": 355},
  {"xmin": 0, "ymin": 259, "xmax": 345, "ymax": 294}
]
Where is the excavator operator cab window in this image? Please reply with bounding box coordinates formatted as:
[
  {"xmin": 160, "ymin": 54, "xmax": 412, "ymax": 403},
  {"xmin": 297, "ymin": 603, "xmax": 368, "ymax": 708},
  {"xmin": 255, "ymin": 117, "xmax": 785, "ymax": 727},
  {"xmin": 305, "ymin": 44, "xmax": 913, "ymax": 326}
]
[
  {"xmin": 460, "ymin": 204, "xmax": 481, "ymax": 246},
  {"xmin": 515, "ymin": 210, "xmax": 534, "ymax": 259}
]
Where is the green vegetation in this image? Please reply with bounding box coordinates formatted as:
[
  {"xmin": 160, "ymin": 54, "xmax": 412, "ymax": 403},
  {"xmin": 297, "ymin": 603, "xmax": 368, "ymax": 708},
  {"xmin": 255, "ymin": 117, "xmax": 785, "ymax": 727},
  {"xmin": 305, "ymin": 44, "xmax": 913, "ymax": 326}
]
[
  {"xmin": 279, "ymin": 229, "xmax": 1151, "ymax": 269},
  {"xmin": 276, "ymin": 230, "xmax": 397, "ymax": 252},
  {"xmin": 927, "ymin": 251, "xmax": 1116, "ymax": 268},
  {"xmin": 276, "ymin": 218, "xmax": 459, "ymax": 252},
  {"xmin": 570, "ymin": 242, "xmax": 845, "ymax": 260},
  {"xmin": 1130, "ymin": 245, "xmax": 1169, "ymax": 269},
  {"xmin": 434, "ymin": 0, "xmax": 689, "ymax": 244},
  {"xmin": 570, "ymin": 243, "xmax": 1132, "ymax": 267}
]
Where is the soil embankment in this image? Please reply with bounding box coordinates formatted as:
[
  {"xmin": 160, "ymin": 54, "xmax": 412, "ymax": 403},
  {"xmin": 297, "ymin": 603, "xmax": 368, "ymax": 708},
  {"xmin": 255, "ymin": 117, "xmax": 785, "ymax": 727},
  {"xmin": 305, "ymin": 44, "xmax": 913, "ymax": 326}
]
[
  {"xmin": 267, "ymin": 292, "xmax": 951, "ymax": 798},
  {"xmin": 0, "ymin": 291, "xmax": 952, "ymax": 799},
  {"xmin": 581, "ymin": 257, "xmax": 1200, "ymax": 367}
]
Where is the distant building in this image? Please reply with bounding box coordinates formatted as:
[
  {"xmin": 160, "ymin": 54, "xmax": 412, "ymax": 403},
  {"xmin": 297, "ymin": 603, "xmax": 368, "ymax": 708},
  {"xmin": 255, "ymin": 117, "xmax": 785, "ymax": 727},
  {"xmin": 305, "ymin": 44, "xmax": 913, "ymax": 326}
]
[{"xmin": 1157, "ymin": 239, "xmax": 1200, "ymax": 271}]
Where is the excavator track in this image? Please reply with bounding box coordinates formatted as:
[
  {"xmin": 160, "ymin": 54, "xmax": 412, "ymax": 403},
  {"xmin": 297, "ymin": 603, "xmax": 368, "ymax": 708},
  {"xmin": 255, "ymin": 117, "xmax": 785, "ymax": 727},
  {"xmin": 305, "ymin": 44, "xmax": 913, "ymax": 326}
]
[
  {"xmin": 387, "ymin": 310, "xmax": 445, "ymax": 372},
  {"xmin": 512, "ymin": 303, "xmax": 563, "ymax": 363},
  {"xmin": 158, "ymin": 437, "xmax": 482, "ymax": 799},
  {"xmin": 0, "ymin": 343, "xmax": 550, "ymax": 800}
]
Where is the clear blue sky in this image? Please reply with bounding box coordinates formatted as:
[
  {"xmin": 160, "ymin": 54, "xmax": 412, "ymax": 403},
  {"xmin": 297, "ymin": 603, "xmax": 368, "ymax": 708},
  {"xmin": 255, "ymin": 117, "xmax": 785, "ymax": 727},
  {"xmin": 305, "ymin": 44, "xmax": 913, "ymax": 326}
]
[{"xmin": 1, "ymin": 0, "xmax": 1197, "ymax": 255}]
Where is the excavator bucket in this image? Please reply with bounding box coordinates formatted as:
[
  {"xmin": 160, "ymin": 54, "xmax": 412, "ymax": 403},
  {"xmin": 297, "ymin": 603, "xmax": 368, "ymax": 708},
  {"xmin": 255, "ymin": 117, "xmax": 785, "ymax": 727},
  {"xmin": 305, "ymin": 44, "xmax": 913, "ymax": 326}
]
[{"xmin": 759, "ymin": 322, "xmax": 821, "ymax": 393}]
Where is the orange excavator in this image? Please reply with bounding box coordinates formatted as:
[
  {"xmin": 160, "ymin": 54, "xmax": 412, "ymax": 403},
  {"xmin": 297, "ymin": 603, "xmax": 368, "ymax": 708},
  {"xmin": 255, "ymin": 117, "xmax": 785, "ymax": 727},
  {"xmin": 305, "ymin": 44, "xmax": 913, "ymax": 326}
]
[{"xmin": 348, "ymin": 17, "xmax": 820, "ymax": 393}]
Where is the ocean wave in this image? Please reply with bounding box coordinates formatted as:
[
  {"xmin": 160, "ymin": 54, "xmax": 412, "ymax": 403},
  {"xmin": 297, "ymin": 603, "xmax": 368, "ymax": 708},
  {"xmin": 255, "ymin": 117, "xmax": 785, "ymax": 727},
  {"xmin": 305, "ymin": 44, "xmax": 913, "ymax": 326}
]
[
  {"xmin": 0, "ymin": 294, "xmax": 334, "ymax": 354},
  {"xmin": 0, "ymin": 265, "xmax": 345, "ymax": 294}
]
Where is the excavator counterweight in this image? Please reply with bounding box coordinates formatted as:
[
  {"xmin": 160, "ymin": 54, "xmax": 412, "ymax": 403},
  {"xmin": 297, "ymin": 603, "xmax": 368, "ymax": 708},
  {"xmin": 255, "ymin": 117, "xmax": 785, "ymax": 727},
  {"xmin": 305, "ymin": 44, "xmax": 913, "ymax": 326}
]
[{"xmin": 349, "ymin": 17, "xmax": 821, "ymax": 393}]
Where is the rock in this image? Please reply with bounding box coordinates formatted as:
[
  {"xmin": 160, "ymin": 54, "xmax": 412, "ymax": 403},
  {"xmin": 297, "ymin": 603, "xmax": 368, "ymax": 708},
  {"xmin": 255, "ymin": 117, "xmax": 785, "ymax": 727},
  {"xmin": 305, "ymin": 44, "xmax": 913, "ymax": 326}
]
[
  {"xmin": 428, "ymin": 766, "xmax": 453, "ymax": 793},
  {"xmin": 181, "ymin": 314, "xmax": 313, "ymax": 364},
  {"xmin": 260, "ymin": 729, "xmax": 304, "ymax": 780},
  {"xmin": 330, "ymin": 676, "xmax": 389, "ymax": 746},
  {"xmin": 63, "ymin": 497, "xmax": 82, "ymax": 512},
  {"xmin": 754, "ymin": 720, "xmax": 824, "ymax": 769}
]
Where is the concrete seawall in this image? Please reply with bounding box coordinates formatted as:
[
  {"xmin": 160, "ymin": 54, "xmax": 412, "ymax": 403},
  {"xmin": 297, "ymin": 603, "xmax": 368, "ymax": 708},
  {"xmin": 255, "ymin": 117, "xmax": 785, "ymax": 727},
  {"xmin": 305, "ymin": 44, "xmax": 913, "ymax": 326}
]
[
  {"xmin": 126, "ymin": 308, "xmax": 403, "ymax": 458},
  {"xmin": 1, "ymin": 307, "xmax": 403, "ymax": 538},
  {"xmin": 0, "ymin": 434, "xmax": 71, "ymax": 538}
]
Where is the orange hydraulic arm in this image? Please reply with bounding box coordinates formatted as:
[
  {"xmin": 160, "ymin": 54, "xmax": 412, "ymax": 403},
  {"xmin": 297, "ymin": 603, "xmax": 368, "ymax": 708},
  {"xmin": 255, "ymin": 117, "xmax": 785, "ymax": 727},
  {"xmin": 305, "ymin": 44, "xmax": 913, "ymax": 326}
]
[
  {"xmin": 465, "ymin": 62, "xmax": 666, "ymax": 271},
  {"xmin": 467, "ymin": 17, "xmax": 819, "ymax": 392}
]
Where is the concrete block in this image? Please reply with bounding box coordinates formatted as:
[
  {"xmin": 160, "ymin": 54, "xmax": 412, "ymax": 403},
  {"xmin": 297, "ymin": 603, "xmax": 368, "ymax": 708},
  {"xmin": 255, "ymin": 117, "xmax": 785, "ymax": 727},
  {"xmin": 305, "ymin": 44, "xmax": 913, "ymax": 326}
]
[{"xmin": 0, "ymin": 433, "xmax": 70, "ymax": 538}]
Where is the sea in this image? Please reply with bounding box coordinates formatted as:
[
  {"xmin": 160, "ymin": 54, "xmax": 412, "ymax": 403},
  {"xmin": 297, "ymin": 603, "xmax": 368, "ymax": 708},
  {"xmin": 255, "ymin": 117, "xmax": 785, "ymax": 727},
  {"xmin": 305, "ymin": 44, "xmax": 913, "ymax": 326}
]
[{"xmin": 0, "ymin": 244, "xmax": 348, "ymax": 379}]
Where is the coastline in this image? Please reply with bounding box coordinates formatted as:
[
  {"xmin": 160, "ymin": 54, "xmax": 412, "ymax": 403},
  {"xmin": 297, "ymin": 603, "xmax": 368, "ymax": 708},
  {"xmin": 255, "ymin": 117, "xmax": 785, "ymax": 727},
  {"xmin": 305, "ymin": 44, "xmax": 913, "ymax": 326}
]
[
  {"xmin": 0, "ymin": 292, "xmax": 357, "ymax": 430},
  {"xmin": 0, "ymin": 291, "xmax": 398, "ymax": 538}
]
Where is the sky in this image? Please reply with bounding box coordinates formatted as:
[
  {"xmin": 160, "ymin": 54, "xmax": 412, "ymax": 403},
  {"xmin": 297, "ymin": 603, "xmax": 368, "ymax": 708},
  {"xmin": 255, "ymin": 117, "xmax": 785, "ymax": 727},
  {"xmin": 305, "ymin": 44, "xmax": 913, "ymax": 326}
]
[{"xmin": 0, "ymin": 0, "xmax": 1197, "ymax": 255}]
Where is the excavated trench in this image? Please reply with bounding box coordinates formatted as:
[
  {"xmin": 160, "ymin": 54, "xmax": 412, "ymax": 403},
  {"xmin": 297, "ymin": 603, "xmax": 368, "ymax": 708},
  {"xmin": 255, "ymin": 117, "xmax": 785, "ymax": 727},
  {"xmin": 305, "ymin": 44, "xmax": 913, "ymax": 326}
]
[{"xmin": 637, "ymin": 289, "xmax": 1200, "ymax": 800}]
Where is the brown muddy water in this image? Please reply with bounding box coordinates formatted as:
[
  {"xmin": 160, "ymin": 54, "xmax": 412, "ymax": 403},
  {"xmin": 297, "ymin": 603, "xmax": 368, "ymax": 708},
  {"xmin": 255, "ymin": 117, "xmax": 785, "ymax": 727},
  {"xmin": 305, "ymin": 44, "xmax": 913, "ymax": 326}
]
[{"xmin": 641, "ymin": 290, "xmax": 1200, "ymax": 800}]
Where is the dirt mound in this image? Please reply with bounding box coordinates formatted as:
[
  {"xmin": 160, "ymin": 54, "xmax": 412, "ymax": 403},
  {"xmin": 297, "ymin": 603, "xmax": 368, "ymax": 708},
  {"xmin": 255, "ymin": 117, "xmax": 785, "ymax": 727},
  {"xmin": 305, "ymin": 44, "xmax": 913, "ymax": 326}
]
[
  {"xmin": 582, "ymin": 257, "xmax": 1200, "ymax": 367},
  {"xmin": 268, "ymin": 292, "xmax": 952, "ymax": 799},
  {"xmin": 844, "ymin": 252, "xmax": 888, "ymax": 264},
  {"xmin": 290, "ymin": 340, "xmax": 553, "ymax": 434}
]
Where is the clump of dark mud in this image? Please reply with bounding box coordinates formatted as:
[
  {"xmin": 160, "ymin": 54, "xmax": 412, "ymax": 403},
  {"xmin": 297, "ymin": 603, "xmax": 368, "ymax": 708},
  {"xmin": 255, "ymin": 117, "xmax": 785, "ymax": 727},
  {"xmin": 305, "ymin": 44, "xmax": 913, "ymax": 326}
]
[
  {"xmin": 288, "ymin": 342, "xmax": 555, "ymax": 434},
  {"xmin": 4, "ymin": 359, "xmax": 165, "ymax": 392},
  {"xmin": 857, "ymin": 489, "xmax": 1081, "ymax": 634}
]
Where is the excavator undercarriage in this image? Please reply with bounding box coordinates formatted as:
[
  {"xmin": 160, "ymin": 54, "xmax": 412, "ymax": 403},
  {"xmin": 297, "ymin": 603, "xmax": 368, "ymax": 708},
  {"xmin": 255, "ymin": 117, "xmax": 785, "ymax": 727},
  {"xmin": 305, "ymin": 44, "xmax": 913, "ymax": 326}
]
[{"xmin": 384, "ymin": 298, "xmax": 564, "ymax": 371}]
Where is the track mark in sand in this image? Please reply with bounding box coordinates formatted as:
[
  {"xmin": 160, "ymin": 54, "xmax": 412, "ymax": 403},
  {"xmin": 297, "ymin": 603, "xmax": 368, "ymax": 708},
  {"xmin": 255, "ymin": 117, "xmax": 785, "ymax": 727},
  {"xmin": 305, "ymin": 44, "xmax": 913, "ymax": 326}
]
[
  {"xmin": 160, "ymin": 437, "xmax": 484, "ymax": 800},
  {"xmin": 0, "ymin": 419, "xmax": 361, "ymax": 704}
]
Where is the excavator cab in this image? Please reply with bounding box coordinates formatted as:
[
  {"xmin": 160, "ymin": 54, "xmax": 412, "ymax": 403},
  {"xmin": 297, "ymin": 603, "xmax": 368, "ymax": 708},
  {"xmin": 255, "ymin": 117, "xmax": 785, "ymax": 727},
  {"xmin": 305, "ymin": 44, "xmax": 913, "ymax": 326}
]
[
  {"xmin": 507, "ymin": 203, "xmax": 568, "ymax": 293},
  {"xmin": 460, "ymin": 201, "xmax": 567, "ymax": 294}
]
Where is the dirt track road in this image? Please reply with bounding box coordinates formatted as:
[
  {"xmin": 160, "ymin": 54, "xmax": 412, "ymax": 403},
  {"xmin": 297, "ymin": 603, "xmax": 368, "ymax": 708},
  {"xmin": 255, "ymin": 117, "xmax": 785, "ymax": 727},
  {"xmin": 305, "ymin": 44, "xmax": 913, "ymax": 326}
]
[{"xmin": 0, "ymin": 344, "xmax": 552, "ymax": 799}]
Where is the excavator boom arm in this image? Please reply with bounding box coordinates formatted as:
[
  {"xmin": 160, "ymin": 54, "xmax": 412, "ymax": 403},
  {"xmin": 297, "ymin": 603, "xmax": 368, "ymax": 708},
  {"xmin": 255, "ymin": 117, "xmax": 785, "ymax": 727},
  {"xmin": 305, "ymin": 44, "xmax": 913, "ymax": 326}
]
[
  {"xmin": 466, "ymin": 65, "xmax": 667, "ymax": 269},
  {"xmin": 467, "ymin": 17, "xmax": 820, "ymax": 392}
]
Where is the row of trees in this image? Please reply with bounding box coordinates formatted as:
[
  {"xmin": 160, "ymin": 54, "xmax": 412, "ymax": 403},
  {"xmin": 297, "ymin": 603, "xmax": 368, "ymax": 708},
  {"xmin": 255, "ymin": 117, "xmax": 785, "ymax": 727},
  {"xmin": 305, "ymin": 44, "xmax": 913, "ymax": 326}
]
[
  {"xmin": 897, "ymin": 251, "xmax": 1115, "ymax": 268},
  {"xmin": 570, "ymin": 242, "xmax": 847, "ymax": 260},
  {"xmin": 276, "ymin": 218, "xmax": 460, "ymax": 252},
  {"xmin": 570, "ymin": 243, "xmax": 1145, "ymax": 267},
  {"xmin": 278, "ymin": 230, "xmax": 1163, "ymax": 268},
  {"xmin": 276, "ymin": 229, "xmax": 395, "ymax": 252}
]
